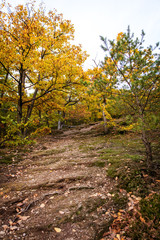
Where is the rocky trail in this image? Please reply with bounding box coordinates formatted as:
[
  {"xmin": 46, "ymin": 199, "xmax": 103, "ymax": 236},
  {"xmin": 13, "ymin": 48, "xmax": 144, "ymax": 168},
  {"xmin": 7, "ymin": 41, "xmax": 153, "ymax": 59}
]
[{"xmin": 0, "ymin": 124, "xmax": 127, "ymax": 240}]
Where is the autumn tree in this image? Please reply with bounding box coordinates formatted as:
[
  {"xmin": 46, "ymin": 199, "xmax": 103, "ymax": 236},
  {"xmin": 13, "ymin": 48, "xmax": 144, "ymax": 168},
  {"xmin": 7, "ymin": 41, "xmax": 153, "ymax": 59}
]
[
  {"xmin": 85, "ymin": 65, "xmax": 117, "ymax": 133},
  {"xmin": 0, "ymin": 1, "xmax": 87, "ymax": 142},
  {"xmin": 101, "ymin": 27, "xmax": 160, "ymax": 167}
]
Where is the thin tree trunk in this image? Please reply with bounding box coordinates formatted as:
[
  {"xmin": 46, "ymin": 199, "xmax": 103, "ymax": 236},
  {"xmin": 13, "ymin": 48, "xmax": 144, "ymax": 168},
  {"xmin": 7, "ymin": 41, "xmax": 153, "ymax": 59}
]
[
  {"xmin": 0, "ymin": 72, "xmax": 9, "ymax": 137},
  {"xmin": 0, "ymin": 72, "xmax": 9, "ymax": 101},
  {"xmin": 58, "ymin": 111, "xmax": 62, "ymax": 130},
  {"xmin": 102, "ymin": 110, "xmax": 108, "ymax": 134},
  {"xmin": 17, "ymin": 65, "xmax": 26, "ymax": 135},
  {"xmin": 25, "ymin": 88, "xmax": 38, "ymax": 123},
  {"xmin": 102, "ymin": 97, "xmax": 108, "ymax": 134},
  {"xmin": 140, "ymin": 113, "xmax": 153, "ymax": 168},
  {"xmin": 141, "ymin": 129, "xmax": 152, "ymax": 169},
  {"xmin": 24, "ymin": 88, "xmax": 38, "ymax": 136},
  {"xmin": 25, "ymin": 74, "xmax": 41, "ymax": 126},
  {"xmin": 38, "ymin": 110, "xmax": 42, "ymax": 126}
]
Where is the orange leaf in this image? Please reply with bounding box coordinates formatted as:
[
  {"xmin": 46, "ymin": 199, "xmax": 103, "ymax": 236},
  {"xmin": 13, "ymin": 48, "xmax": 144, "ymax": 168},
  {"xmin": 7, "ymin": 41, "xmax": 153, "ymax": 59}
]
[
  {"xmin": 54, "ymin": 227, "xmax": 61, "ymax": 233},
  {"xmin": 140, "ymin": 216, "xmax": 146, "ymax": 224}
]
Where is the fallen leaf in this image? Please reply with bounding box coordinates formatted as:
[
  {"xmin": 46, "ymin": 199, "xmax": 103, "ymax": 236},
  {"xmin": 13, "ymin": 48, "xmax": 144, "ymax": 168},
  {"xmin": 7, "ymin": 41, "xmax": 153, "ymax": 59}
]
[
  {"xmin": 17, "ymin": 220, "xmax": 22, "ymax": 225},
  {"xmin": 140, "ymin": 216, "xmax": 146, "ymax": 224},
  {"xmin": 136, "ymin": 197, "xmax": 142, "ymax": 201},
  {"xmin": 23, "ymin": 198, "xmax": 28, "ymax": 203},
  {"xmin": 116, "ymin": 234, "xmax": 121, "ymax": 240},
  {"xmin": 105, "ymin": 211, "xmax": 110, "ymax": 215},
  {"xmin": 49, "ymin": 196, "xmax": 54, "ymax": 199},
  {"xmin": 2, "ymin": 225, "xmax": 8, "ymax": 231},
  {"xmin": 3, "ymin": 195, "xmax": 9, "ymax": 199},
  {"xmin": 16, "ymin": 208, "xmax": 20, "ymax": 213},
  {"xmin": 119, "ymin": 209, "xmax": 125, "ymax": 213},
  {"xmin": 10, "ymin": 226, "xmax": 18, "ymax": 231},
  {"xmin": 17, "ymin": 202, "xmax": 23, "ymax": 207},
  {"xmin": 18, "ymin": 215, "xmax": 30, "ymax": 221},
  {"xmin": 107, "ymin": 193, "xmax": 112, "ymax": 197},
  {"xmin": 143, "ymin": 174, "xmax": 148, "ymax": 178},
  {"xmin": 119, "ymin": 189, "xmax": 124, "ymax": 193},
  {"xmin": 59, "ymin": 211, "xmax": 64, "ymax": 214},
  {"xmin": 9, "ymin": 220, "xmax": 13, "ymax": 226},
  {"xmin": 54, "ymin": 227, "xmax": 61, "ymax": 233},
  {"xmin": 156, "ymin": 180, "xmax": 160, "ymax": 182},
  {"xmin": 40, "ymin": 203, "xmax": 45, "ymax": 208}
]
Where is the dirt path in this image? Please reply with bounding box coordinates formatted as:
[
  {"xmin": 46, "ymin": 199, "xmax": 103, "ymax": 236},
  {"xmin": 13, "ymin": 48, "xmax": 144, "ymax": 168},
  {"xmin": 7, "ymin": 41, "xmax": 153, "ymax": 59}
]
[{"xmin": 0, "ymin": 124, "xmax": 122, "ymax": 240}]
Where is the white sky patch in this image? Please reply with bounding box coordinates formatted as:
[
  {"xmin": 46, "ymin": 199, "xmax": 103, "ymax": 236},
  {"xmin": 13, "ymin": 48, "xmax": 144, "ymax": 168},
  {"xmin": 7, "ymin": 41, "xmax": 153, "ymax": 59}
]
[{"xmin": 5, "ymin": 0, "xmax": 160, "ymax": 69}]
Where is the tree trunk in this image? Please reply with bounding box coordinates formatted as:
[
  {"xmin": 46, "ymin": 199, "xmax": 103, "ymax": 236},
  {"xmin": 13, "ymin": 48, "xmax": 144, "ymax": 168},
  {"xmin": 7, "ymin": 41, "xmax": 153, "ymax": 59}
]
[
  {"xmin": 58, "ymin": 111, "xmax": 63, "ymax": 130},
  {"xmin": 0, "ymin": 71, "xmax": 9, "ymax": 101},
  {"xmin": 24, "ymin": 88, "xmax": 38, "ymax": 136},
  {"xmin": 102, "ymin": 97, "xmax": 108, "ymax": 134},
  {"xmin": 140, "ymin": 113, "xmax": 153, "ymax": 169},
  {"xmin": 17, "ymin": 65, "xmax": 26, "ymax": 135},
  {"xmin": 0, "ymin": 72, "xmax": 9, "ymax": 136},
  {"xmin": 25, "ymin": 88, "xmax": 38, "ymax": 123},
  {"xmin": 102, "ymin": 110, "xmax": 108, "ymax": 134},
  {"xmin": 141, "ymin": 129, "xmax": 152, "ymax": 169},
  {"xmin": 25, "ymin": 73, "xmax": 41, "ymax": 126}
]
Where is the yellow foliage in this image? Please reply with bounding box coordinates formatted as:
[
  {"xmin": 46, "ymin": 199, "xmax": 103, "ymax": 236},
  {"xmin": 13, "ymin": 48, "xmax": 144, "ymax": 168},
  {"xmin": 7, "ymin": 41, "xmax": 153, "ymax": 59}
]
[{"xmin": 116, "ymin": 32, "xmax": 124, "ymax": 41}]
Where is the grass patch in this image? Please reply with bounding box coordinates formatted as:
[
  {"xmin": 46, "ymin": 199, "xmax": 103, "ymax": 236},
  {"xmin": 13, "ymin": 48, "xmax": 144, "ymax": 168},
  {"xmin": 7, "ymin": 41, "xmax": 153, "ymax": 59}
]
[
  {"xmin": 107, "ymin": 154, "xmax": 147, "ymax": 196},
  {"xmin": 34, "ymin": 148, "xmax": 66, "ymax": 157},
  {"xmin": 99, "ymin": 134, "xmax": 152, "ymax": 196},
  {"xmin": 90, "ymin": 160, "xmax": 106, "ymax": 168},
  {"xmin": 79, "ymin": 144, "xmax": 95, "ymax": 152}
]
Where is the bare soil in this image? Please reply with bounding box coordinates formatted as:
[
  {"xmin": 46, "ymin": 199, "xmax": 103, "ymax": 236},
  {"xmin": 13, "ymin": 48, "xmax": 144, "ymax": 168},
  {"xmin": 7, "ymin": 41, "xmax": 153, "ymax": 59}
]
[{"xmin": 0, "ymin": 124, "xmax": 126, "ymax": 240}]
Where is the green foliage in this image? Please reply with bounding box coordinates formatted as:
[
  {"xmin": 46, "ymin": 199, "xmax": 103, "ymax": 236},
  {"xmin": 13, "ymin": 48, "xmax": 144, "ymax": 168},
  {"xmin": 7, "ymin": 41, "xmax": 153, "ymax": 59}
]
[
  {"xmin": 101, "ymin": 26, "xmax": 160, "ymax": 165},
  {"xmin": 0, "ymin": 115, "xmax": 39, "ymax": 146}
]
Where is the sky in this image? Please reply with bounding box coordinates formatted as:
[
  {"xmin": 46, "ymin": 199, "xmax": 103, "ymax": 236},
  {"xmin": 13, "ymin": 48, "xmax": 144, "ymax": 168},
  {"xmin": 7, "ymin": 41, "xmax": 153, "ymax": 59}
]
[{"xmin": 5, "ymin": 0, "xmax": 160, "ymax": 69}]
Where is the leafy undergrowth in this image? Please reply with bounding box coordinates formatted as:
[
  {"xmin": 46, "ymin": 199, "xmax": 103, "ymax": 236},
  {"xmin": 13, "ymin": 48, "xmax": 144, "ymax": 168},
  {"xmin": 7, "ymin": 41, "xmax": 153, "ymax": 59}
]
[
  {"xmin": 102, "ymin": 192, "xmax": 160, "ymax": 240},
  {"xmin": 99, "ymin": 132, "xmax": 160, "ymax": 240}
]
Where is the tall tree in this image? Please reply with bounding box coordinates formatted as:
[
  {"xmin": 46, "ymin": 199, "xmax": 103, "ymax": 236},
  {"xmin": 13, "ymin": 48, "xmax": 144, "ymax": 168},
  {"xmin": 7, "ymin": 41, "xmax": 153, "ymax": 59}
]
[
  {"xmin": 86, "ymin": 67, "xmax": 116, "ymax": 133},
  {"xmin": 0, "ymin": 1, "xmax": 87, "ymax": 137},
  {"xmin": 101, "ymin": 27, "xmax": 160, "ymax": 167}
]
